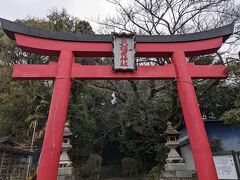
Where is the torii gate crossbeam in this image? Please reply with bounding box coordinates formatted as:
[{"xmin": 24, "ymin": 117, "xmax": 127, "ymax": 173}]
[{"xmin": 0, "ymin": 18, "xmax": 234, "ymax": 180}]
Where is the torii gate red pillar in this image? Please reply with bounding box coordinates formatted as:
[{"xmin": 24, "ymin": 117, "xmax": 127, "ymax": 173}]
[
  {"xmin": 172, "ymin": 51, "xmax": 217, "ymax": 178},
  {"xmin": 37, "ymin": 51, "xmax": 74, "ymax": 179},
  {"xmin": 0, "ymin": 18, "xmax": 234, "ymax": 180}
]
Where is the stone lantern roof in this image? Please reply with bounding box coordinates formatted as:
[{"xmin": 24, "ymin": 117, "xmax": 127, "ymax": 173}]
[
  {"xmin": 166, "ymin": 121, "xmax": 179, "ymax": 135},
  {"xmin": 64, "ymin": 122, "xmax": 72, "ymax": 137}
]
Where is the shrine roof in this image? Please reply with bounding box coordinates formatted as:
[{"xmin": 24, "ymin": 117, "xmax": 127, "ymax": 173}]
[{"xmin": 0, "ymin": 18, "xmax": 234, "ymax": 43}]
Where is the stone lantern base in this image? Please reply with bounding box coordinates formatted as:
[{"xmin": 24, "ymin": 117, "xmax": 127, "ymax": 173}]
[
  {"xmin": 58, "ymin": 167, "xmax": 75, "ymax": 180},
  {"xmin": 161, "ymin": 163, "xmax": 196, "ymax": 179}
]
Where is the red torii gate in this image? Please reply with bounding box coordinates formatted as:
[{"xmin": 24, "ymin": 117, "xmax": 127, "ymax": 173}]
[{"xmin": 0, "ymin": 18, "xmax": 234, "ymax": 180}]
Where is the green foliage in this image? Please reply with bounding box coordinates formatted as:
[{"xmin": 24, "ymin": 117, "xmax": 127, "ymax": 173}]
[
  {"xmin": 147, "ymin": 144, "xmax": 169, "ymax": 180},
  {"xmin": 221, "ymin": 108, "xmax": 240, "ymax": 126},
  {"xmin": 198, "ymin": 83, "xmax": 239, "ymax": 119},
  {"xmin": 227, "ymin": 62, "xmax": 240, "ymax": 80},
  {"xmin": 220, "ymin": 62, "xmax": 240, "ymax": 125},
  {"xmin": 190, "ymin": 55, "xmax": 215, "ymax": 65},
  {"xmin": 68, "ymin": 81, "xmax": 120, "ymax": 165},
  {"xmin": 0, "ymin": 8, "xmax": 94, "ymax": 145},
  {"xmin": 47, "ymin": 8, "xmax": 93, "ymax": 33},
  {"xmin": 0, "ymin": 68, "xmax": 49, "ymax": 142},
  {"xmin": 25, "ymin": 94, "xmax": 50, "ymax": 140},
  {"xmin": 0, "ymin": 30, "xmax": 4, "ymax": 39},
  {"xmin": 115, "ymin": 91, "xmax": 172, "ymax": 171},
  {"xmin": 69, "ymin": 86, "xmax": 98, "ymax": 163},
  {"xmin": 148, "ymin": 166, "xmax": 162, "ymax": 180}
]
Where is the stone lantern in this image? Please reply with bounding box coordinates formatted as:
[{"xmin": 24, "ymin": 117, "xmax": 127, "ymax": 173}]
[
  {"xmin": 161, "ymin": 121, "xmax": 194, "ymax": 178},
  {"xmin": 165, "ymin": 121, "xmax": 183, "ymax": 163},
  {"xmin": 58, "ymin": 122, "xmax": 75, "ymax": 180}
]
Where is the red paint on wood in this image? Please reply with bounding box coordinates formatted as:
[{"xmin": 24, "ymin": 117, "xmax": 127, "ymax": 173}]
[
  {"xmin": 136, "ymin": 37, "xmax": 223, "ymax": 57},
  {"xmin": 15, "ymin": 33, "xmax": 223, "ymax": 57},
  {"xmin": 15, "ymin": 33, "xmax": 112, "ymax": 57},
  {"xmin": 187, "ymin": 63, "xmax": 228, "ymax": 79},
  {"xmin": 13, "ymin": 63, "xmax": 57, "ymax": 80},
  {"xmin": 72, "ymin": 63, "xmax": 228, "ymax": 80},
  {"xmin": 172, "ymin": 51, "xmax": 218, "ymax": 180},
  {"xmin": 73, "ymin": 64, "xmax": 175, "ymax": 80},
  {"xmin": 37, "ymin": 51, "xmax": 74, "ymax": 180},
  {"xmin": 13, "ymin": 63, "xmax": 228, "ymax": 80}
]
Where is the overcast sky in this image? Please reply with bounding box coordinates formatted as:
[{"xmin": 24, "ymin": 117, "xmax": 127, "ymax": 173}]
[{"xmin": 0, "ymin": 0, "xmax": 117, "ymax": 31}]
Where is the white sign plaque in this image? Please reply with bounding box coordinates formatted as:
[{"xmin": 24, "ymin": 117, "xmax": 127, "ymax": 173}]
[
  {"xmin": 113, "ymin": 33, "xmax": 136, "ymax": 71},
  {"xmin": 213, "ymin": 155, "xmax": 238, "ymax": 179}
]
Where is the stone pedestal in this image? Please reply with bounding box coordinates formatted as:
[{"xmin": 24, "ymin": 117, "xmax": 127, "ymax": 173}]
[
  {"xmin": 162, "ymin": 163, "xmax": 194, "ymax": 178},
  {"xmin": 58, "ymin": 167, "xmax": 75, "ymax": 180}
]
